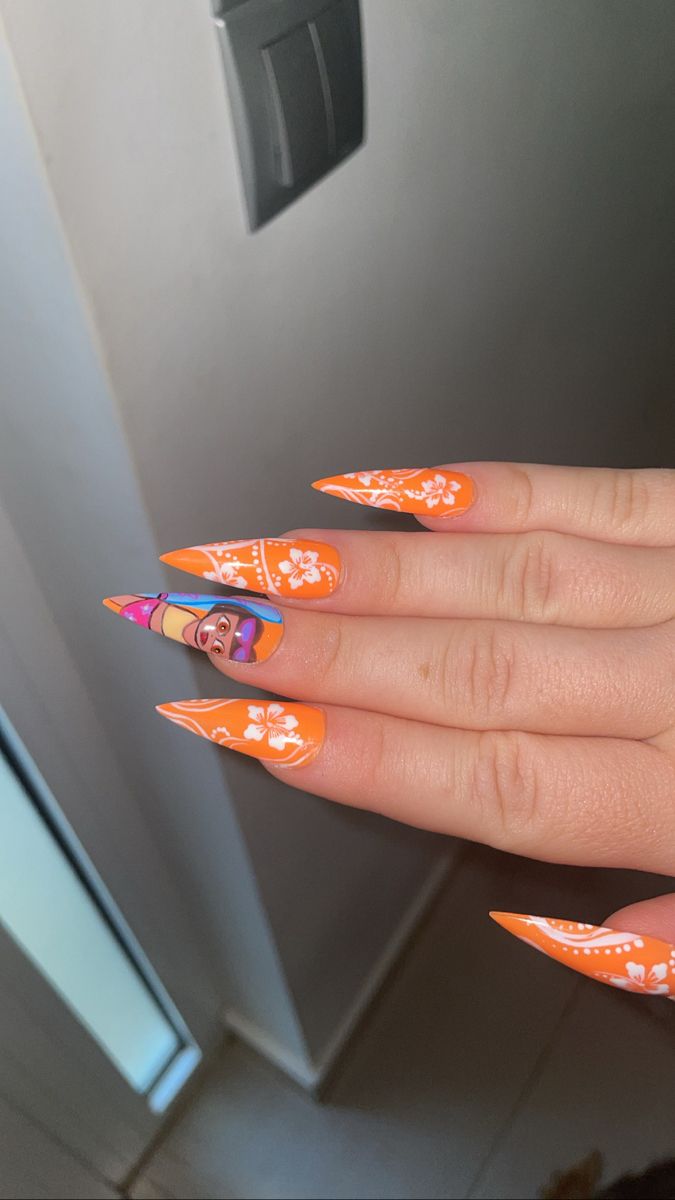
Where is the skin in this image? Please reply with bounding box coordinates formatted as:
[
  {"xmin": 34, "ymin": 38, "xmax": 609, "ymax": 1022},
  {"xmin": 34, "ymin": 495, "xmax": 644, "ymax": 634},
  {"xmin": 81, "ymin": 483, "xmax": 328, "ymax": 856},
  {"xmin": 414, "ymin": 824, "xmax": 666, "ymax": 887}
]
[{"xmin": 204, "ymin": 463, "xmax": 675, "ymax": 938}]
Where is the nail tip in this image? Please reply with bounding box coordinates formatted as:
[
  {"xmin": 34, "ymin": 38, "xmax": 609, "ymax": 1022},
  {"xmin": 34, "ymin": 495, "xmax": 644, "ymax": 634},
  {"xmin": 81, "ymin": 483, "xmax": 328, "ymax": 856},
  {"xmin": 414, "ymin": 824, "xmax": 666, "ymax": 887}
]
[
  {"xmin": 159, "ymin": 549, "xmax": 190, "ymax": 568},
  {"xmin": 489, "ymin": 910, "xmax": 518, "ymax": 926},
  {"xmin": 156, "ymin": 702, "xmax": 181, "ymax": 721},
  {"xmin": 489, "ymin": 911, "xmax": 534, "ymax": 936}
]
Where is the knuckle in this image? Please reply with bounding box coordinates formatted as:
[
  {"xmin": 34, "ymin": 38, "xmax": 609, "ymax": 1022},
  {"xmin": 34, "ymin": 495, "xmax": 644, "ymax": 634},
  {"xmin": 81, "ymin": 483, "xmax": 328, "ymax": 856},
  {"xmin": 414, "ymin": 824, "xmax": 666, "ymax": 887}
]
[
  {"xmin": 499, "ymin": 533, "xmax": 559, "ymax": 622},
  {"xmin": 471, "ymin": 730, "xmax": 543, "ymax": 848},
  {"xmin": 357, "ymin": 716, "xmax": 394, "ymax": 797},
  {"xmin": 596, "ymin": 470, "xmax": 654, "ymax": 537},
  {"xmin": 461, "ymin": 625, "xmax": 519, "ymax": 723},
  {"xmin": 505, "ymin": 464, "xmax": 536, "ymax": 527},
  {"xmin": 319, "ymin": 618, "xmax": 348, "ymax": 684}
]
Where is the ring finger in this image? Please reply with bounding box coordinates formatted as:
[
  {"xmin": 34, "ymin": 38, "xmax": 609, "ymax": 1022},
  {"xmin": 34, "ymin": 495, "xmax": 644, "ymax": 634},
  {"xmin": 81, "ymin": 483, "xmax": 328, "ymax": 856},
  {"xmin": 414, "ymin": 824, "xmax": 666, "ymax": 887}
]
[{"xmin": 209, "ymin": 608, "xmax": 674, "ymax": 739}]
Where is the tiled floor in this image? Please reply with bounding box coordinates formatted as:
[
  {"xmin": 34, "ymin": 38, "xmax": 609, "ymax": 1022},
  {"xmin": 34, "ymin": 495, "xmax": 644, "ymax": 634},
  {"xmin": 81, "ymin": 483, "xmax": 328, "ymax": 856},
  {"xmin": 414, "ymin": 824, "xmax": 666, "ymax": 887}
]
[{"xmin": 131, "ymin": 847, "xmax": 675, "ymax": 1200}]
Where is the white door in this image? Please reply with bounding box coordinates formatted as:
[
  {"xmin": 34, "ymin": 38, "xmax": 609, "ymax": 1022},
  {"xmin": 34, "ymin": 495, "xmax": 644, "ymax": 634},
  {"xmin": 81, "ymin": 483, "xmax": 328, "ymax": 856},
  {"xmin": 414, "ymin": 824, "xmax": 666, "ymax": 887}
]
[{"xmin": 0, "ymin": 508, "xmax": 215, "ymax": 1194}]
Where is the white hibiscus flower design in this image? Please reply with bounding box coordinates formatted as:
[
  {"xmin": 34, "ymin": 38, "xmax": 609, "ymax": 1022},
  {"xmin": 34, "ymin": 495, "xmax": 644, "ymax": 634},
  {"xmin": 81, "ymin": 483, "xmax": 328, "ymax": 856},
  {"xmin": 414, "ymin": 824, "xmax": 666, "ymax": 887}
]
[
  {"xmin": 345, "ymin": 471, "xmax": 379, "ymax": 486},
  {"xmin": 244, "ymin": 703, "xmax": 300, "ymax": 750},
  {"xmin": 279, "ymin": 547, "xmax": 322, "ymax": 590},
  {"xmin": 601, "ymin": 961, "xmax": 669, "ymax": 995},
  {"xmin": 212, "ymin": 561, "xmax": 248, "ymax": 589},
  {"xmin": 405, "ymin": 473, "xmax": 462, "ymax": 509}
]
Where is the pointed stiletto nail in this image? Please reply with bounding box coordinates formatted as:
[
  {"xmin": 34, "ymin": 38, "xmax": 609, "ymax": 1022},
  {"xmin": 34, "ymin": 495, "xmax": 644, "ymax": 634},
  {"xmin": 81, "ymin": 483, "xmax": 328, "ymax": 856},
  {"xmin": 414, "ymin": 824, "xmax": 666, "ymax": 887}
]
[
  {"xmin": 156, "ymin": 699, "xmax": 324, "ymax": 768},
  {"xmin": 160, "ymin": 538, "xmax": 342, "ymax": 599},
  {"xmin": 491, "ymin": 912, "xmax": 675, "ymax": 998},
  {"xmin": 312, "ymin": 468, "xmax": 475, "ymax": 517},
  {"xmin": 102, "ymin": 593, "xmax": 283, "ymax": 664}
]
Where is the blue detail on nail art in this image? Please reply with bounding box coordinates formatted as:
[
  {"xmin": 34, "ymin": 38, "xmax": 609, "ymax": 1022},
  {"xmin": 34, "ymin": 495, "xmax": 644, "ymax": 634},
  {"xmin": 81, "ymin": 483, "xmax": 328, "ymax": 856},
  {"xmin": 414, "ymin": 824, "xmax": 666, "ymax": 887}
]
[{"xmin": 141, "ymin": 593, "xmax": 283, "ymax": 623}]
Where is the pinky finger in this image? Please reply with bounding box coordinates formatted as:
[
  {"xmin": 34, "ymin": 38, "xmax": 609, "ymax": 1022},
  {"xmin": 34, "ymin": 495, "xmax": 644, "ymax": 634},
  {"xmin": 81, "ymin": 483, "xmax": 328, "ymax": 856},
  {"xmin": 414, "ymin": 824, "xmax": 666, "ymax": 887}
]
[
  {"xmin": 156, "ymin": 699, "xmax": 675, "ymax": 873},
  {"xmin": 263, "ymin": 708, "xmax": 675, "ymax": 875}
]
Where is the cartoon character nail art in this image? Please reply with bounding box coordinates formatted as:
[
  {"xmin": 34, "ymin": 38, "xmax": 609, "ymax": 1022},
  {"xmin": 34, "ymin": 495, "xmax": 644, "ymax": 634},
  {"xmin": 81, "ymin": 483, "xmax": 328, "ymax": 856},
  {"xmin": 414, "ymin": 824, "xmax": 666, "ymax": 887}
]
[{"xmin": 102, "ymin": 593, "xmax": 283, "ymax": 663}]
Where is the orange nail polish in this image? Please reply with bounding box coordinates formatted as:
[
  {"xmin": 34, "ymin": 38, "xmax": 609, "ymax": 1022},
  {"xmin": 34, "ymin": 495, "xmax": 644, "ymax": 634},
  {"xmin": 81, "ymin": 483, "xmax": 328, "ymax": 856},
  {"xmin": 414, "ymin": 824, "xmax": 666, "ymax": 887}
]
[
  {"xmin": 312, "ymin": 468, "xmax": 474, "ymax": 517},
  {"xmin": 161, "ymin": 539, "xmax": 341, "ymax": 599},
  {"xmin": 491, "ymin": 912, "xmax": 675, "ymax": 997},
  {"xmin": 156, "ymin": 699, "xmax": 325, "ymax": 768}
]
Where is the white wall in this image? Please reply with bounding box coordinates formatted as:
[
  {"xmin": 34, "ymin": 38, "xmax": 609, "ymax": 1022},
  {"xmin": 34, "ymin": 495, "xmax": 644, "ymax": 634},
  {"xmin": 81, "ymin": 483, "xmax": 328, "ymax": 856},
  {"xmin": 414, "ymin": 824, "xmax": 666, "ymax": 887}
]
[
  {"xmin": 2, "ymin": 0, "xmax": 674, "ymax": 1080},
  {"xmin": 0, "ymin": 0, "xmax": 449, "ymax": 1081}
]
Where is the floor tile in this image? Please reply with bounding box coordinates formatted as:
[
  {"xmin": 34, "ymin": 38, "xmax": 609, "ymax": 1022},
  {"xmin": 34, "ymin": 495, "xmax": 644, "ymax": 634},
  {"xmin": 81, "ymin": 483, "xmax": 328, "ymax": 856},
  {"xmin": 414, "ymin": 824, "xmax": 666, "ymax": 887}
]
[
  {"xmin": 471, "ymin": 982, "xmax": 675, "ymax": 1199},
  {"xmin": 137, "ymin": 849, "xmax": 658, "ymax": 1199}
]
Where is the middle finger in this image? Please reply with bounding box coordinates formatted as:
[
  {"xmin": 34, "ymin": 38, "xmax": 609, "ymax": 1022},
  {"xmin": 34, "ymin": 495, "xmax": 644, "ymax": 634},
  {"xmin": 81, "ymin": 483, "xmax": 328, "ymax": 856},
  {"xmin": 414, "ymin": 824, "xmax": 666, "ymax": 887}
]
[
  {"xmin": 211, "ymin": 609, "xmax": 674, "ymax": 739},
  {"xmin": 163, "ymin": 529, "xmax": 675, "ymax": 628}
]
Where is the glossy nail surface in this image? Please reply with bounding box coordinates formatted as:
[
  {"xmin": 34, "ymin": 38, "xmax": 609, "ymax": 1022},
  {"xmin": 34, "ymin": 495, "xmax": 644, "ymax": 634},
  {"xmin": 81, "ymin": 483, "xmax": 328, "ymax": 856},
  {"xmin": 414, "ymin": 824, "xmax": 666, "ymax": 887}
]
[
  {"xmin": 161, "ymin": 538, "xmax": 341, "ymax": 599},
  {"xmin": 312, "ymin": 468, "xmax": 475, "ymax": 516},
  {"xmin": 103, "ymin": 593, "xmax": 283, "ymax": 663},
  {"xmin": 156, "ymin": 699, "xmax": 324, "ymax": 767},
  {"xmin": 491, "ymin": 912, "xmax": 675, "ymax": 997}
]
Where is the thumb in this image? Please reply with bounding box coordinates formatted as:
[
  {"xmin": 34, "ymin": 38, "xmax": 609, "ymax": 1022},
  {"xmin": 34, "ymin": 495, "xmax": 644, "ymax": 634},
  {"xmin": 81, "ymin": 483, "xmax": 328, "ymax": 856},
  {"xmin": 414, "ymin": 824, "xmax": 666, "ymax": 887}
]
[
  {"xmin": 606, "ymin": 893, "xmax": 675, "ymax": 946},
  {"xmin": 492, "ymin": 895, "xmax": 675, "ymax": 998}
]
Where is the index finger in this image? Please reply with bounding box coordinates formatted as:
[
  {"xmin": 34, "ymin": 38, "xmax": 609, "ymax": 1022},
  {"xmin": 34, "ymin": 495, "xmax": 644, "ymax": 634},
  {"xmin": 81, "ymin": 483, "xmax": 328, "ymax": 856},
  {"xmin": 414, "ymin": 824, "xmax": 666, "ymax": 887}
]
[{"xmin": 313, "ymin": 463, "xmax": 675, "ymax": 546}]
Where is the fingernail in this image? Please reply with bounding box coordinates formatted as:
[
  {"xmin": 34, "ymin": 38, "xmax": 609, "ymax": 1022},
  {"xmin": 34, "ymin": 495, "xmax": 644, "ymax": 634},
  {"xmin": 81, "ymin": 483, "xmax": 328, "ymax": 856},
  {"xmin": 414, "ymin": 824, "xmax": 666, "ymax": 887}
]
[
  {"xmin": 312, "ymin": 468, "xmax": 475, "ymax": 517},
  {"xmin": 160, "ymin": 538, "xmax": 341, "ymax": 599},
  {"xmin": 491, "ymin": 912, "xmax": 675, "ymax": 998},
  {"xmin": 156, "ymin": 699, "xmax": 324, "ymax": 767},
  {"xmin": 102, "ymin": 593, "xmax": 283, "ymax": 663}
]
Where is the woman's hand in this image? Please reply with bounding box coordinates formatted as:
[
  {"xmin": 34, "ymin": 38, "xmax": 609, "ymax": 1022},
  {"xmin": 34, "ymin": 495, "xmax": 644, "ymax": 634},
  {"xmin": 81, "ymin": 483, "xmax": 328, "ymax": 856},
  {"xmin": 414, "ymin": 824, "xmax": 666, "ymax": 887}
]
[
  {"xmin": 159, "ymin": 462, "xmax": 675, "ymax": 865},
  {"xmin": 105, "ymin": 462, "xmax": 675, "ymax": 995}
]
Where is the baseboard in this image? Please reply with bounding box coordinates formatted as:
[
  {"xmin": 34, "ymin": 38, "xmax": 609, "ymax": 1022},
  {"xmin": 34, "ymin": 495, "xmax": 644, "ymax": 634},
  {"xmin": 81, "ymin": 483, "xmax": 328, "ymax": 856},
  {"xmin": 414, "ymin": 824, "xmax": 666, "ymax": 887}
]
[
  {"xmin": 310, "ymin": 853, "xmax": 451, "ymax": 1084},
  {"xmin": 225, "ymin": 852, "xmax": 452, "ymax": 1091},
  {"xmin": 224, "ymin": 1009, "xmax": 319, "ymax": 1089}
]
